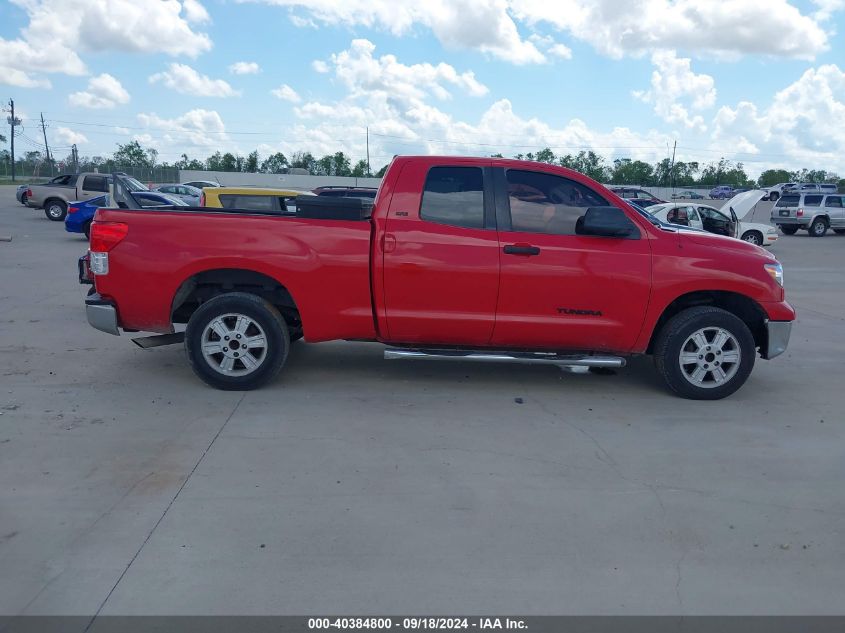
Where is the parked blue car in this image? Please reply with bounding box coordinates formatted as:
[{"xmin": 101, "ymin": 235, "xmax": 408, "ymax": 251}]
[{"xmin": 65, "ymin": 192, "xmax": 188, "ymax": 238}]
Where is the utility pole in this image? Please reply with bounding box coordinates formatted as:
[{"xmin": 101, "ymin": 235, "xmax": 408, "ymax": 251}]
[
  {"xmin": 71, "ymin": 144, "xmax": 79, "ymax": 173},
  {"xmin": 40, "ymin": 112, "xmax": 52, "ymax": 175},
  {"xmin": 366, "ymin": 126, "xmax": 370, "ymax": 177},
  {"xmin": 668, "ymin": 140, "xmax": 677, "ymax": 191},
  {"xmin": 7, "ymin": 99, "xmax": 21, "ymax": 182}
]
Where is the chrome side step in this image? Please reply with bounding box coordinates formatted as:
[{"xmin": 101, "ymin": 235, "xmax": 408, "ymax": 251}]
[{"xmin": 384, "ymin": 347, "xmax": 626, "ymax": 369}]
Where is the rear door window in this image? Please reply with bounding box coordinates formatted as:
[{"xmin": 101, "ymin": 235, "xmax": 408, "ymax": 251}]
[
  {"xmin": 82, "ymin": 175, "xmax": 109, "ymax": 192},
  {"xmin": 776, "ymin": 195, "xmax": 800, "ymax": 207},
  {"xmin": 218, "ymin": 194, "xmax": 279, "ymax": 212},
  {"xmin": 419, "ymin": 166, "xmax": 485, "ymax": 229},
  {"xmin": 805, "ymin": 195, "xmax": 823, "ymax": 207}
]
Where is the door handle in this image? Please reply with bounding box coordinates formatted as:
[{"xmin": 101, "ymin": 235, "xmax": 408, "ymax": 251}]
[{"xmin": 503, "ymin": 244, "xmax": 541, "ymax": 256}]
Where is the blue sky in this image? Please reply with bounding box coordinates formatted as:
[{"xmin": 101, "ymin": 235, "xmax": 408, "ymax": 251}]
[{"xmin": 2, "ymin": 0, "xmax": 844, "ymax": 176}]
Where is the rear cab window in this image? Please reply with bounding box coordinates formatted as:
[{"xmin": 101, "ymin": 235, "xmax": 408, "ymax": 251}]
[
  {"xmin": 419, "ymin": 166, "xmax": 485, "ymax": 229},
  {"xmin": 776, "ymin": 195, "xmax": 800, "ymax": 207}
]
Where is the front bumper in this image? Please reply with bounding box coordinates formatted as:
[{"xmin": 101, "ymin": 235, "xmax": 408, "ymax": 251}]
[
  {"xmin": 86, "ymin": 293, "xmax": 120, "ymax": 336},
  {"xmin": 762, "ymin": 320, "xmax": 791, "ymax": 360}
]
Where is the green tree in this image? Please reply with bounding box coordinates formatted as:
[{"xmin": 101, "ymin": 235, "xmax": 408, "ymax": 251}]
[
  {"xmin": 316, "ymin": 151, "xmax": 352, "ymax": 176},
  {"xmin": 113, "ymin": 141, "xmax": 151, "ymax": 167},
  {"xmin": 261, "ymin": 152, "xmax": 289, "ymax": 173},
  {"xmin": 206, "ymin": 151, "xmax": 223, "ymax": 171},
  {"xmin": 611, "ymin": 158, "xmax": 654, "ymax": 185},
  {"xmin": 534, "ymin": 147, "xmax": 556, "ymax": 164},
  {"xmin": 375, "ymin": 164, "xmax": 389, "ymax": 177},
  {"xmin": 351, "ymin": 159, "xmax": 369, "ymax": 177},
  {"xmin": 220, "ymin": 152, "xmax": 237, "ymax": 172},
  {"xmin": 146, "ymin": 147, "xmax": 159, "ymax": 167},
  {"xmin": 757, "ymin": 169, "xmax": 794, "ymax": 187},
  {"xmin": 673, "ymin": 161, "xmax": 700, "ymax": 186},
  {"xmin": 244, "ymin": 150, "xmax": 260, "ymax": 173},
  {"xmin": 290, "ymin": 151, "xmax": 316, "ymax": 173},
  {"xmin": 568, "ymin": 150, "xmax": 609, "ymax": 182}
]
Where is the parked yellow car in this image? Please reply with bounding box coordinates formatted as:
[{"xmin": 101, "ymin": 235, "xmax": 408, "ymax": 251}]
[{"xmin": 200, "ymin": 187, "xmax": 313, "ymax": 213}]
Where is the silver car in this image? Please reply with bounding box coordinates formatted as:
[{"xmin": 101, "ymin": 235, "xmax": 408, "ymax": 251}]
[
  {"xmin": 772, "ymin": 192, "xmax": 845, "ymax": 237},
  {"xmin": 153, "ymin": 183, "xmax": 201, "ymax": 206}
]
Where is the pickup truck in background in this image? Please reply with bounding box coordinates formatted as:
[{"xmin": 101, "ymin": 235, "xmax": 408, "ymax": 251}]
[
  {"xmin": 82, "ymin": 156, "xmax": 794, "ymax": 400},
  {"xmin": 26, "ymin": 173, "xmax": 112, "ymax": 221}
]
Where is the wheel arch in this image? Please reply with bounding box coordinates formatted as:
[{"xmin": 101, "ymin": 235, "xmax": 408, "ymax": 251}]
[
  {"xmin": 646, "ymin": 290, "xmax": 768, "ymax": 354},
  {"xmin": 171, "ymin": 268, "xmax": 302, "ymax": 334}
]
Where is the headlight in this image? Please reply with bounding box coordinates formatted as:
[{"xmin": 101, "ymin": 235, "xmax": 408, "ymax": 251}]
[{"xmin": 764, "ymin": 263, "xmax": 783, "ymax": 286}]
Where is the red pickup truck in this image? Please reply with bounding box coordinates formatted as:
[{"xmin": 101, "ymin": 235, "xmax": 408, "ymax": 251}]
[{"xmin": 83, "ymin": 156, "xmax": 794, "ymax": 399}]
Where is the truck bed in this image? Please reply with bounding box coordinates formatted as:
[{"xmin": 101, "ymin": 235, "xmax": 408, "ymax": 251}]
[{"xmin": 92, "ymin": 206, "xmax": 377, "ymax": 341}]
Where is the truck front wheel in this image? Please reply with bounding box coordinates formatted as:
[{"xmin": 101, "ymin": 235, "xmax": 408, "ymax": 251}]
[
  {"xmin": 185, "ymin": 292, "xmax": 289, "ymax": 390},
  {"xmin": 653, "ymin": 306, "xmax": 755, "ymax": 400}
]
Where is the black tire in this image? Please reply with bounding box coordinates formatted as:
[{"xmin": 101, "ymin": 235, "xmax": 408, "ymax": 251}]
[
  {"xmin": 20, "ymin": 193, "xmax": 27, "ymax": 206},
  {"xmin": 807, "ymin": 217, "xmax": 828, "ymax": 237},
  {"xmin": 779, "ymin": 225, "xmax": 799, "ymax": 235},
  {"xmin": 289, "ymin": 327, "xmax": 304, "ymax": 343},
  {"xmin": 44, "ymin": 199, "xmax": 67, "ymax": 221},
  {"xmin": 185, "ymin": 292, "xmax": 289, "ymax": 390},
  {"xmin": 83, "ymin": 221, "xmax": 91, "ymax": 240},
  {"xmin": 653, "ymin": 306, "xmax": 756, "ymax": 400},
  {"xmin": 769, "ymin": 192, "xmax": 779, "ymax": 202},
  {"xmin": 741, "ymin": 230, "xmax": 764, "ymax": 246},
  {"xmin": 834, "ymin": 229, "xmax": 845, "ymax": 235}
]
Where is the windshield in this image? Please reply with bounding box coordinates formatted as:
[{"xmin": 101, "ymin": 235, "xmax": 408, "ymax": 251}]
[
  {"xmin": 776, "ymin": 195, "xmax": 800, "ymax": 207},
  {"xmin": 122, "ymin": 177, "xmax": 149, "ymax": 192}
]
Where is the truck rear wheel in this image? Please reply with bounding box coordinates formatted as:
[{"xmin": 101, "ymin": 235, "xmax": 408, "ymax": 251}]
[
  {"xmin": 45, "ymin": 200, "xmax": 67, "ymax": 221},
  {"xmin": 653, "ymin": 306, "xmax": 755, "ymax": 400},
  {"xmin": 185, "ymin": 292, "xmax": 289, "ymax": 390},
  {"xmin": 779, "ymin": 225, "xmax": 799, "ymax": 235}
]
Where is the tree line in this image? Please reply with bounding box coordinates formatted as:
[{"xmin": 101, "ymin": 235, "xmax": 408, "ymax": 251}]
[{"xmin": 4, "ymin": 137, "xmax": 842, "ymax": 189}]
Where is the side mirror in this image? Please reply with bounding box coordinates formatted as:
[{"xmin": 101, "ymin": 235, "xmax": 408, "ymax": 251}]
[{"xmin": 576, "ymin": 207, "xmax": 640, "ymax": 239}]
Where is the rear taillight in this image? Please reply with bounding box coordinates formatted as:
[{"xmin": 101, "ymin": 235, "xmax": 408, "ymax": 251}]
[
  {"xmin": 200, "ymin": 192, "xmax": 205, "ymax": 206},
  {"xmin": 797, "ymin": 208, "xmax": 804, "ymax": 217},
  {"xmin": 68, "ymin": 206, "xmax": 79, "ymax": 214},
  {"xmin": 89, "ymin": 222, "xmax": 128, "ymax": 275},
  {"xmin": 26, "ymin": 188, "xmax": 32, "ymax": 197}
]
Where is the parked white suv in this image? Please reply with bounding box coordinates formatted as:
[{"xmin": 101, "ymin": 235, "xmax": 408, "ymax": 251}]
[{"xmin": 771, "ymin": 192, "xmax": 845, "ymax": 237}]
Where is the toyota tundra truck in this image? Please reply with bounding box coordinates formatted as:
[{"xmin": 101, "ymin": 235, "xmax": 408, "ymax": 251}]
[{"xmin": 81, "ymin": 156, "xmax": 794, "ymax": 399}]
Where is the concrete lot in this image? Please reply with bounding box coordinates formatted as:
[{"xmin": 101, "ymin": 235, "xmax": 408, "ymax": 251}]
[{"xmin": 1, "ymin": 186, "xmax": 844, "ymax": 616}]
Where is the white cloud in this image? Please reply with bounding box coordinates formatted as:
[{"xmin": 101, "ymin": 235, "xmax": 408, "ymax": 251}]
[
  {"xmin": 136, "ymin": 108, "xmax": 230, "ymax": 150},
  {"xmin": 280, "ymin": 41, "xmax": 670, "ymax": 171},
  {"xmin": 633, "ymin": 51, "xmax": 716, "ymax": 131},
  {"xmin": 812, "ymin": 0, "xmax": 845, "ymax": 20},
  {"xmin": 312, "ymin": 60, "xmax": 330, "ymax": 73},
  {"xmin": 0, "ymin": 0, "xmax": 211, "ymax": 87},
  {"xmin": 548, "ymin": 43, "xmax": 573, "ymax": 60},
  {"xmin": 182, "ymin": 0, "xmax": 211, "ymax": 22},
  {"xmin": 512, "ymin": 0, "xmax": 829, "ymax": 60},
  {"xmin": 68, "ymin": 74, "xmax": 130, "ymax": 109},
  {"xmin": 528, "ymin": 34, "xmax": 572, "ymax": 60},
  {"xmin": 229, "ymin": 61, "xmax": 261, "ymax": 74},
  {"xmin": 711, "ymin": 64, "xmax": 845, "ymax": 173},
  {"xmin": 254, "ymin": 0, "xmax": 545, "ymax": 64},
  {"xmin": 0, "ymin": 67, "xmax": 52, "ymax": 89},
  {"xmin": 257, "ymin": 0, "xmax": 831, "ymax": 63},
  {"xmin": 149, "ymin": 63, "xmax": 240, "ymax": 97},
  {"xmin": 55, "ymin": 127, "xmax": 89, "ymax": 145},
  {"xmin": 328, "ymin": 39, "xmax": 489, "ymax": 107},
  {"xmin": 271, "ymin": 84, "xmax": 302, "ymax": 102}
]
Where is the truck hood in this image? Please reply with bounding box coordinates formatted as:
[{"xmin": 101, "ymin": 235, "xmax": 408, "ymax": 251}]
[
  {"xmin": 674, "ymin": 226, "xmax": 773, "ymax": 257},
  {"xmin": 723, "ymin": 189, "xmax": 768, "ymax": 220}
]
